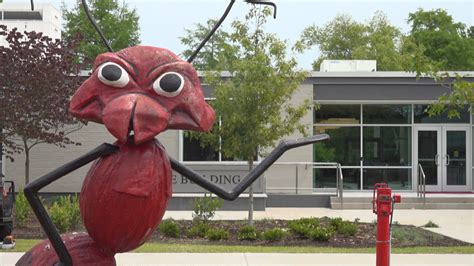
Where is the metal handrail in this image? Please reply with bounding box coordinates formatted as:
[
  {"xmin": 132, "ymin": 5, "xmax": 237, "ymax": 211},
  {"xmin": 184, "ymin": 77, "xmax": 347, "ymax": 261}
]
[
  {"xmin": 181, "ymin": 161, "xmax": 344, "ymax": 204},
  {"xmin": 337, "ymin": 164, "xmax": 343, "ymax": 208},
  {"xmin": 417, "ymin": 163, "xmax": 426, "ymax": 202}
]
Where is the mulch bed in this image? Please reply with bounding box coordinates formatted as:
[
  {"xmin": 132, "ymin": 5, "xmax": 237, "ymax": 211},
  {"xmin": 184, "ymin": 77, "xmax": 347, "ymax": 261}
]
[{"xmin": 13, "ymin": 216, "xmax": 469, "ymax": 248}]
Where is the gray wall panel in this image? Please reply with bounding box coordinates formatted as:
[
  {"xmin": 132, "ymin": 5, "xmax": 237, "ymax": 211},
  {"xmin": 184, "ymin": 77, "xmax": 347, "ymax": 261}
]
[{"xmin": 314, "ymin": 84, "xmax": 451, "ymax": 101}]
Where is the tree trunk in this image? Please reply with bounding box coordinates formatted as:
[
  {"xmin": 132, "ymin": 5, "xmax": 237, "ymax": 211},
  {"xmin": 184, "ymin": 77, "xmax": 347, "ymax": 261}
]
[
  {"xmin": 247, "ymin": 160, "xmax": 254, "ymax": 226},
  {"xmin": 23, "ymin": 139, "xmax": 30, "ymax": 185}
]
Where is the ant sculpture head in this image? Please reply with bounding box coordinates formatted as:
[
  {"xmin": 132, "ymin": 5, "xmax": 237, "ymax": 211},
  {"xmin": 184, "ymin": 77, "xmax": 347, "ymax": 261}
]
[
  {"xmin": 64, "ymin": 0, "xmax": 276, "ymax": 144},
  {"xmin": 69, "ymin": 46, "xmax": 215, "ymax": 144}
]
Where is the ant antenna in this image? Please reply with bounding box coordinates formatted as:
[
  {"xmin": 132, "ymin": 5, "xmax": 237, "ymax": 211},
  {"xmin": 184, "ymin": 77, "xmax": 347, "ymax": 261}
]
[
  {"xmin": 187, "ymin": 0, "xmax": 236, "ymax": 63},
  {"xmin": 187, "ymin": 0, "xmax": 277, "ymax": 63},
  {"xmin": 81, "ymin": 0, "xmax": 113, "ymax": 52}
]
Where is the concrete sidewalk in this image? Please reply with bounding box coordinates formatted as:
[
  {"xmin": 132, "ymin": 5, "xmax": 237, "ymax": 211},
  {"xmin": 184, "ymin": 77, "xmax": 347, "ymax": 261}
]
[
  {"xmin": 163, "ymin": 208, "xmax": 474, "ymax": 244},
  {"xmin": 1, "ymin": 253, "xmax": 473, "ymax": 265}
]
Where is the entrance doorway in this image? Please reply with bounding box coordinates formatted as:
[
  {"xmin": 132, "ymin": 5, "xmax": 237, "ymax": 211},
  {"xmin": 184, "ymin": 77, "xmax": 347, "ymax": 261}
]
[{"xmin": 415, "ymin": 126, "xmax": 471, "ymax": 192}]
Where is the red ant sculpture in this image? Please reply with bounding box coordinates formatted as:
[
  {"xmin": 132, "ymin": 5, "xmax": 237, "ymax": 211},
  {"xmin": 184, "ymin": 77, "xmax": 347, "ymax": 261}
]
[{"xmin": 18, "ymin": 1, "xmax": 328, "ymax": 265}]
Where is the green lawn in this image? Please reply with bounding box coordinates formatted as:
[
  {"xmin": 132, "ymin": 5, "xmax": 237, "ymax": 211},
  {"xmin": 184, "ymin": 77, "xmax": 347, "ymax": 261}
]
[{"xmin": 2, "ymin": 240, "xmax": 473, "ymax": 254}]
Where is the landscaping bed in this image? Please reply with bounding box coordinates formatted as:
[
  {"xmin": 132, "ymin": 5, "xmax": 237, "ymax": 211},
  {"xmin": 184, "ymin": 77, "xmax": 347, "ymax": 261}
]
[
  {"xmin": 9, "ymin": 193, "xmax": 471, "ymax": 249},
  {"xmin": 150, "ymin": 218, "xmax": 468, "ymax": 248},
  {"xmin": 12, "ymin": 217, "xmax": 469, "ymax": 248}
]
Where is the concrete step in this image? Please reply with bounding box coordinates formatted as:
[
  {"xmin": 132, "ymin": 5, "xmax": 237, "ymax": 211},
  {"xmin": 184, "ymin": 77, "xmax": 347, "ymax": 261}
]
[
  {"xmin": 267, "ymin": 194, "xmax": 331, "ymax": 208},
  {"xmin": 330, "ymin": 196, "xmax": 474, "ymax": 209}
]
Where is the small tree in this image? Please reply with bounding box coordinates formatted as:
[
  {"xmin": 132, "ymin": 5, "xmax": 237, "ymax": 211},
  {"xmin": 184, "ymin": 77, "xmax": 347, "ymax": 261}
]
[
  {"xmin": 0, "ymin": 26, "xmax": 83, "ymax": 185},
  {"xmin": 191, "ymin": 7, "xmax": 309, "ymax": 225},
  {"xmin": 62, "ymin": 0, "xmax": 140, "ymax": 66},
  {"xmin": 192, "ymin": 193, "xmax": 223, "ymax": 223},
  {"xmin": 180, "ymin": 19, "xmax": 230, "ymax": 71},
  {"xmin": 427, "ymin": 74, "xmax": 474, "ymax": 118}
]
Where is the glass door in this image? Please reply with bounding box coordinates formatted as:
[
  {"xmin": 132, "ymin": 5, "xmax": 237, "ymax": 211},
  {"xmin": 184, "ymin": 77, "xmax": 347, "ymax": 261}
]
[
  {"xmin": 416, "ymin": 127, "xmax": 441, "ymax": 191},
  {"xmin": 442, "ymin": 126, "xmax": 470, "ymax": 191},
  {"xmin": 415, "ymin": 126, "xmax": 471, "ymax": 192}
]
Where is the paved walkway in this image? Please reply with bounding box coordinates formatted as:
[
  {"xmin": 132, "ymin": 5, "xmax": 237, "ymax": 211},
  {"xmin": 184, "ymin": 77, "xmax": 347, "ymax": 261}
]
[
  {"xmin": 163, "ymin": 208, "xmax": 474, "ymax": 244},
  {"xmin": 1, "ymin": 253, "xmax": 473, "ymax": 266}
]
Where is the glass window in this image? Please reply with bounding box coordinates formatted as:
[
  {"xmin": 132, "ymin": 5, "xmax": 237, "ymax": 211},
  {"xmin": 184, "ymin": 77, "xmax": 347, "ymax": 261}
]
[
  {"xmin": 314, "ymin": 126, "xmax": 360, "ymax": 166},
  {"xmin": 414, "ymin": 105, "xmax": 470, "ymax": 123},
  {"xmin": 363, "ymin": 168, "xmax": 412, "ymax": 190},
  {"xmin": 363, "ymin": 127, "xmax": 411, "ymax": 166},
  {"xmin": 183, "ymin": 134, "xmax": 218, "ymax": 161},
  {"xmin": 313, "ymin": 168, "xmax": 360, "ymax": 190},
  {"xmin": 363, "ymin": 105, "xmax": 412, "ymax": 124},
  {"xmin": 314, "ymin": 105, "xmax": 360, "ymax": 124}
]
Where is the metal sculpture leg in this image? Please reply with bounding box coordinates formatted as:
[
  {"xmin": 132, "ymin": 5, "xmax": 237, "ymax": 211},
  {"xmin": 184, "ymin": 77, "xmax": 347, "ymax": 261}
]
[
  {"xmin": 24, "ymin": 143, "xmax": 118, "ymax": 266},
  {"xmin": 171, "ymin": 134, "xmax": 329, "ymax": 200}
]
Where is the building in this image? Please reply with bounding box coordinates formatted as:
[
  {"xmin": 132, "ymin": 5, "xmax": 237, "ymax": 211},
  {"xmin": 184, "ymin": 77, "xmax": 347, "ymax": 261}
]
[
  {"xmin": 4, "ymin": 59, "xmax": 473, "ymax": 209},
  {"xmin": 0, "ymin": 3, "xmax": 61, "ymax": 47}
]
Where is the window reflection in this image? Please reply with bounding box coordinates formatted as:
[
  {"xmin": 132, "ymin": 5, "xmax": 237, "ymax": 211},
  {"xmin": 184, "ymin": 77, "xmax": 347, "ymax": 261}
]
[
  {"xmin": 314, "ymin": 105, "xmax": 360, "ymax": 124},
  {"xmin": 183, "ymin": 135, "xmax": 218, "ymax": 161},
  {"xmin": 414, "ymin": 105, "xmax": 470, "ymax": 123},
  {"xmin": 363, "ymin": 169, "xmax": 411, "ymax": 190},
  {"xmin": 363, "ymin": 127, "xmax": 411, "ymax": 166},
  {"xmin": 363, "ymin": 105, "xmax": 411, "ymax": 124},
  {"xmin": 314, "ymin": 126, "xmax": 360, "ymax": 166},
  {"xmin": 313, "ymin": 168, "xmax": 360, "ymax": 190}
]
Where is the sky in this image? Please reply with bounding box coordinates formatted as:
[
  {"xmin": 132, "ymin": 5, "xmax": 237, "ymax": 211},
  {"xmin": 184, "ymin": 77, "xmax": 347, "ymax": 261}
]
[{"xmin": 4, "ymin": 0, "xmax": 474, "ymax": 69}]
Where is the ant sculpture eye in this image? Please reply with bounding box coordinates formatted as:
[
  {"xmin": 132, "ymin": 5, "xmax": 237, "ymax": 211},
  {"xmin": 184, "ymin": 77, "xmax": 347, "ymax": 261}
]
[
  {"xmin": 153, "ymin": 72, "xmax": 184, "ymax": 97},
  {"xmin": 98, "ymin": 62, "xmax": 130, "ymax": 88}
]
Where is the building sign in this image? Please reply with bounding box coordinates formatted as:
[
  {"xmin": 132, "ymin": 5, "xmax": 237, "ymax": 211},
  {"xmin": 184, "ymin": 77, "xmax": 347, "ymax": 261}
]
[{"xmin": 172, "ymin": 164, "xmax": 265, "ymax": 193}]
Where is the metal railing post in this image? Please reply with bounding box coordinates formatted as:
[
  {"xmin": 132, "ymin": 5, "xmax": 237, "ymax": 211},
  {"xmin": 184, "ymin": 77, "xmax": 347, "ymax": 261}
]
[
  {"xmin": 417, "ymin": 166, "xmax": 420, "ymax": 197},
  {"xmin": 423, "ymin": 169, "xmax": 426, "ymax": 205},
  {"xmin": 338, "ymin": 164, "xmax": 343, "ymax": 209},
  {"xmin": 417, "ymin": 163, "xmax": 427, "ymax": 208},
  {"xmin": 295, "ymin": 165, "xmax": 298, "ymax": 195}
]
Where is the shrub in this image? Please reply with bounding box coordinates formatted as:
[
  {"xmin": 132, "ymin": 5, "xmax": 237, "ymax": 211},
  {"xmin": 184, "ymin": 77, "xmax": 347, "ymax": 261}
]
[
  {"xmin": 337, "ymin": 222, "xmax": 357, "ymax": 236},
  {"xmin": 186, "ymin": 222, "xmax": 211, "ymax": 238},
  {"xmin": 192, "ymin": 193, "xmax": 223, "ymax": 223},
  {"xmin": 159, "ymin": 219, "xmax": 180, "ymax": 238},
  {"xmin": 308, "ymin": 227, "xmax": 334, "ymax": 241},
  {"xmin": 329, "ymin": 217, "xmax": 357, "ymax": 236},
  {"xmin": 237, "ymin": 225, "xmax": 258, "ymax": 241},
  {"xmin": 288, "ymin": 217, "xmax": 319, "ymax": 238},
  {"xmin": 422, "ymin": 220, "xmax": 439, "ymax": 228},
  {"xmin": 206, "ymin": 228, "xmax": 229, "ymax": 241},
  {"xmin": 49, "ymin": 201, "xmax": 70, "ymax": 233},
  {"xmin": 61, "ymin": 194, "xmax": 81, "ymax": 230},
  {"xmin": 14, "ymin": 190, "xmax": 31, "ymax": 227},
  {"xmin": 47, "ymin": 194, "xmax": 81, "ymax": 233},
  {"xmin": 329, "ymin": 217, "xmax": 344, "ymax": 229},
  {"xmin": 262, "ymin": 228, "xmax": 286, "ymax": 242}
]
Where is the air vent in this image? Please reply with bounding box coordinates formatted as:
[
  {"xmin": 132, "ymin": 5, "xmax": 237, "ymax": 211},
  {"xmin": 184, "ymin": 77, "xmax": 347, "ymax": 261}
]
[{"xmin": 3, "ymin": 11, "xmax": 42, "ymax": 20}]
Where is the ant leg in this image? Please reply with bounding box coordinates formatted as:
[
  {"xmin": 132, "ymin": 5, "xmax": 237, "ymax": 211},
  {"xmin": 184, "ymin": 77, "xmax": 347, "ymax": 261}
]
[
  {"xmin": 24, "ymin": 143, "xmax": 118, "ymax": 266},
  {"xmin": 171, "ymin": 134, "xmax": 329, "ymax": 200}
]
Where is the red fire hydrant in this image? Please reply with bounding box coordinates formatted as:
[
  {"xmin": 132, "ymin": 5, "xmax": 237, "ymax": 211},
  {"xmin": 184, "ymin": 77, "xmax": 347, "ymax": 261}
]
[{"xmin": 372, "ymin": 183, "xmax": 401, "ymax": 266}]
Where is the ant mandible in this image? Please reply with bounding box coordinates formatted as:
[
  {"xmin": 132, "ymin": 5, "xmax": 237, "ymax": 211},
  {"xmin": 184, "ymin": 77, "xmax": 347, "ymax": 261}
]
[{"xmin": 18, "ymin": 1, "xmax": 329, "ymax": 265}]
